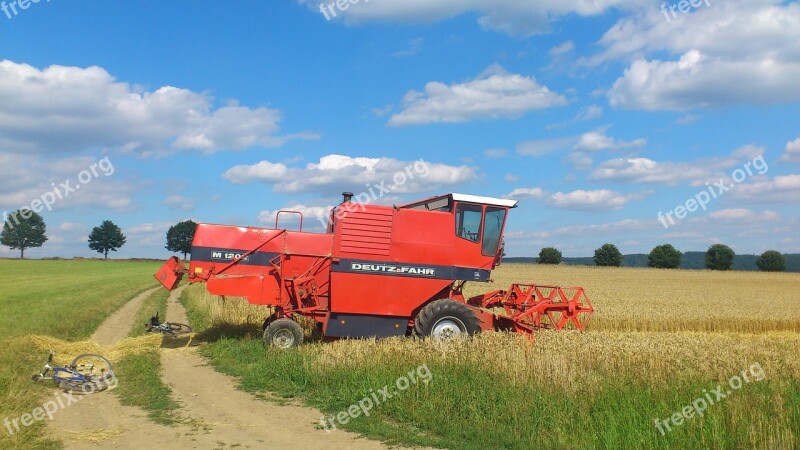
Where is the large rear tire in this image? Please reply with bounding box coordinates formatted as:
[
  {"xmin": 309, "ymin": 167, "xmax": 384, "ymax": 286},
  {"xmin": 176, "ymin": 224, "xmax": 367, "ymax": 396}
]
[
  {"xmin": 263, "ymin": 318, "xmax": 303, "ymax": 349},
  {"xmin": 413, "ymin": 299, "xmax": 481, "ymax": 340}
]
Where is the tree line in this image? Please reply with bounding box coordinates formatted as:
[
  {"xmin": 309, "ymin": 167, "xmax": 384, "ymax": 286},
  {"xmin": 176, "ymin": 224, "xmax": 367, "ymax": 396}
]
[
  {"xmin": 537, "ymin": 243, "xmax": 787, "ymax": 272},
  {"xmin": 0, "ymin": 209, "xmax": 197, "ymax": 260}
]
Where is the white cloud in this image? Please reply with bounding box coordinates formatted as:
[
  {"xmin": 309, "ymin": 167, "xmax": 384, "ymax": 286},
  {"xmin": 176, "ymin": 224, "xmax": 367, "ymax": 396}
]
[
  {"xmin": 506, "ymin": 187, "xmax": 547, "ymax": 200},
  {"xmin": 163, "ymin": 195, "xmax": 196, "ymax": 212},
  {"xmin": 504, "ymin": 174, "xmax": 519, "ymax": 183},
  {"xmin": 393, "ymin": 37, "xmax": 424, "ymax": 58},
  {"xmin": 0, "ymin": 153, "xmax": 137, "ymax": 212},
  {"xmin": 301, "ymin": 0, "xmax": 641, "ymax": 37},
  {"xmin": 779, "ymin": 138, "xmax": 800, "ymax": 163},
  {"xmin": 564, "ymin": 151, "xmax": 593, "ymax": 170},
  {"xmin": 730, "ymin": 174, "xmax": 800, "ymax": 203},
  {"xmin": 548, "ymin": 189, "xmax": 647, "ymax": 211},
  {"xmin": 0, "ymin": 60, "xmax": 316, "ymax": 156},
  {"xmin": 593, "ymin": 1, "xmax": 800, "ymax": 110},
  {"xmin": 59, "ymin": 222, "xmax": 87, "ymax": 232},
  {"xmin": 549, "ymin": 41, "xmax": 575, "ymax": 56},
  {"xmin": 258, "ymin": 204, "xmax": 335, "ymax": 231},
  {"xmin": 224, "ymin": 154, "xmax": 477, "ymax": 194},
  {"xmin": 388, "ymin": 64, "xmax": 566, "ymax": 126},
  {"xmin": 484, "ymin": 148, "xmax": 508, "ymax": 158},
  {"xmin": 703, "ymin": 209, "xmax": 781, "ymax": 222},
  {"xmin": 608, "ymin": 50, "xmax": 800, "ymax": 110},
  {"xmin": 590, "ymin": 146, "xmax": 764, "ymax": 185},
  {"xmin": 125, "ymin": 222, "xmax": 176, "ymax": 247},
  {"xmin": 509, "ymin": 218, "xmax": 650, "ymax": 240},
  {"xmin": 573, "ymin": 129, "xmax": 646, "ymax": 152},
  {"xmin": 675, "ymin": 114, "xmax": 702, "ymax": 125},
  {"xmin": 546, "ymin": 105, "xmax": 604, "ymax": 130},
  {"xmin": 516, "ymin": 136, "xmax": 576, "ymax": 157},
  {"xmin": 506, "ymin": 187, "xmax": 649, "ymax": 210},
  {"xmin": 371, "ymin": 104, "xmax": 394, "ymax": 117}
]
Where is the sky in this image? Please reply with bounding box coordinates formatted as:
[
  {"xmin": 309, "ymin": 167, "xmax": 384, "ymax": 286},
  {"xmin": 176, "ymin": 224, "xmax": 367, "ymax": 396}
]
[{"xmin": 0, "ymin": 0, "xmax": 798, "ymax": 259}]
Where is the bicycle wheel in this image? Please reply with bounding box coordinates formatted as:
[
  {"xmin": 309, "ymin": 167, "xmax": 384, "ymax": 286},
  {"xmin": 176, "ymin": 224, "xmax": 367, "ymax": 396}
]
[
  {"xmin": 166, "ymin": 323, "xmax": 192, "ymax": 335},
  {"xmin": 69, "ymin": 354, "xmax": 115, "ymax": 392}
]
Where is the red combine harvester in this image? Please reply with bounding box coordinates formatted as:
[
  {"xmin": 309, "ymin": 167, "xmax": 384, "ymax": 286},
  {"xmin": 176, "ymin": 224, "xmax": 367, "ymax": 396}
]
[{"xmin": 155, "ymin": 192, "xmax": 593, "ymax": 348}]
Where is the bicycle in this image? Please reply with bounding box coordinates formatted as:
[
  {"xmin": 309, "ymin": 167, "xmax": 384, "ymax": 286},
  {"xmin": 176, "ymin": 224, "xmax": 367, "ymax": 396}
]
[
  {"xmin": 32, "ymin": 351, "xmax": 115, "ymax": 393},
  {"xmin": 145, "ymin": 312, "xmax": 192, "ymax": 337}
]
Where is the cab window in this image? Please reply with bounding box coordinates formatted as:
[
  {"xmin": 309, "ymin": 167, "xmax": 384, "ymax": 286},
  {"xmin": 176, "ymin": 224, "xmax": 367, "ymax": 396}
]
[
  {"xmin": 482, "ymin": 207, "xmax": 507, "ymax": 256},
  {"xmin": 455, "ymin": 203, "xmax": 482, "ymax": 243}
]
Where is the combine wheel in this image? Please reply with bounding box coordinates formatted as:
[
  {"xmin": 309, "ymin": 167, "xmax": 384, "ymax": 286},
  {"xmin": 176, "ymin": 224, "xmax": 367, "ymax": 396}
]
[
  {"xmin": 263, "ymin": 318, "xmax": 303, "ymax": 349},
  {"xmin": 413, "ymin": 299, "xmax": 481, "ymax": 340}
]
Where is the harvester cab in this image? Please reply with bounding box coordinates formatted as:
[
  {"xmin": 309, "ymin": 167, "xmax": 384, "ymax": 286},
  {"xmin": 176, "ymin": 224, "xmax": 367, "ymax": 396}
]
[{"xmin": 154, "ymin": 192, "xmax": 593, "ymax": 348}]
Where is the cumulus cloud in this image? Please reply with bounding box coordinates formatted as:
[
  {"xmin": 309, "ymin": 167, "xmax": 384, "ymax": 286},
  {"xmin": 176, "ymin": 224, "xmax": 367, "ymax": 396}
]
[
  {"xmin": 590, "ymin": 146, "xmax": 765, "ymax": 185},
  {"xmin": 508, "ymin": 218, "xmax": 650, "ymax": 240},
  {"xmin": 258, "ymin": 204, "xmax": 335, "ymax": 231},
  {"xmin": 388, "ymin": 64, "xmax": 566, "ymax": 126},
  {"xmin": 484, "ymin": 148, "xmax": 508, "ymax": 159},
  {"xmin": 730, "ymin": 174, "xmax": 800, "ymax": 203},
  {"xmin": 607, "ymin": 50, "xmax": 800, "ymax": 110},
  {"xmin": 703, "ymin": 209, "xmax": 781, "ymax": 222},
  {"xmin": 223, "ymin": 154, "xmax": 477, "ymax": 194},
  {"xmin": 548, "ymin": 189, "xmax": 649, "ymax": 211},
  {"xmin": 573, "ymin": 129, "xmax": 646, "ymax": 152},
  {"xmin": 506, "ymin": 187, "xmax": 547, "ymax": 200},
  {"xmin": 549, "ymin": 41, "xmax": 575, "ymax": 56},
  {"xmin": 506, "ymin": 187, "xmax": 649, "ymax": 210},
  {"xmin": 546, "ymin": 105, "xmax": 603, "ymax": 130},
  {"xmin": 301, "ymin": 0, "xmax": 642, "ymax": 36},
  {"xmin": 516, "ymin": 136, "xmax": 576, "ymax": 157},
  {"xmin": 594, "ymin": 0, "xmax": 800, "ymax": 110},
  {"xmin": 780, "ymin": 138, "xmax": 800, "ymax": 163},
  {"xmin": 0, "ymin": 60, "xmax": 316, "ymax": 156},
  {"xmin": 0, "ymin": 153, "xmax": 137, "ymax": 213},
  {"xmin": 163, "ymin": 195, "xmax": 196, "ymax": 212}
]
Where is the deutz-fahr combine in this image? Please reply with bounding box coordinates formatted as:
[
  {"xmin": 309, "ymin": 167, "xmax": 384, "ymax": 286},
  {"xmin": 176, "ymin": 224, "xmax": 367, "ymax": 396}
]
[{"xmin": 155, "ymin": 192, "xmax": 593, "ymax": 347}]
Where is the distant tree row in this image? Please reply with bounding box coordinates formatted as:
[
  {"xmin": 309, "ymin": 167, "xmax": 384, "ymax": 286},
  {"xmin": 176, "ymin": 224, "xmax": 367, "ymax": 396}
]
[
  {"xmin": 1, "ymin": 209, "xmax": 198, "ymax": 260},
  {"xmin": 536, "ymin": 243, "xmax": 787, "ymax": 272}
]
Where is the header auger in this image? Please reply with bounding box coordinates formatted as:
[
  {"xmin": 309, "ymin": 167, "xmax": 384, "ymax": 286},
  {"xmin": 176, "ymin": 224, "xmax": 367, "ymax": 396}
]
[{"xmin": 155, "ymin": 192, "xmax": 593, "ymax": 348}]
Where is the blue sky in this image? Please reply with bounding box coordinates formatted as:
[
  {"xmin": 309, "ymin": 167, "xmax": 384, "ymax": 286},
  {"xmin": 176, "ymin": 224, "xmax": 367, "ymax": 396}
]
[{"xmin": 0, "ymin": 0, "xmax": 798, "ymax": 259}]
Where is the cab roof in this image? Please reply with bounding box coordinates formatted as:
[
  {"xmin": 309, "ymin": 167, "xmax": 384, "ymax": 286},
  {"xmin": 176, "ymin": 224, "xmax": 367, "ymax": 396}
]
[{"xmin": 401, "ymin": 193, "xmax": 518, "ymax": 210}]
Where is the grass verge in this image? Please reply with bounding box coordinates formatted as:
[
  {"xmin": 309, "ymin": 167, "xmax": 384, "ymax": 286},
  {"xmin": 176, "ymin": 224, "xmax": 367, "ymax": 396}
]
[
  {"xmin": 112, "ymin": 286, "xmax": 181, "ymax": 425},
  {"xmin": 0, "ymin": 260, "xmax": 161, "ymax": 449},
  {"xmin": 112, "ymin": 349, "xmax": 180, "ymax": 425}
]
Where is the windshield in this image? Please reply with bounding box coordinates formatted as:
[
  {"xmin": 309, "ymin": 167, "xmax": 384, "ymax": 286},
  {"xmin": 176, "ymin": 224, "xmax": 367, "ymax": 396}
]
[{"xmin": 481, "ymin": 207, "xmax": 506, "ymax": 256}]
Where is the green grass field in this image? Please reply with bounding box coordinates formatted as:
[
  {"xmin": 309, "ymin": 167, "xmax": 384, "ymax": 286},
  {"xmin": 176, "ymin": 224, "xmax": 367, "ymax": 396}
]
[{"xmin": 0, "ymin": 259, "xmax": 160, "ymax": 449}]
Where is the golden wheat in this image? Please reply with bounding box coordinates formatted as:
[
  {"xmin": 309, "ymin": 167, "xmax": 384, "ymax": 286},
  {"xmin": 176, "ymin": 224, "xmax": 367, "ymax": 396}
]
[{"xmin": 186, "ymin": 264, "xmax": 800, "ymax": 388}]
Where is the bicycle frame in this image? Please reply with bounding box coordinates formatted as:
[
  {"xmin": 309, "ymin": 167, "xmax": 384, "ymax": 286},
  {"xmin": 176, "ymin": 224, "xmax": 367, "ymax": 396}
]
[{"xmin": 37, "ymin": 363, "xmax": 91, "ymax": 384}]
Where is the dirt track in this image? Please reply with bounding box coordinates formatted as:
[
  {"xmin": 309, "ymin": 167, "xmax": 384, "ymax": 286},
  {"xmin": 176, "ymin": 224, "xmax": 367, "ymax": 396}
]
[
  {"xmin": 48, "ymin": 286, "xmax": 396, "ymax": 449},
  {"xmin": 90, "ymin": 287, "xmax": 160, "ymax": 346}
]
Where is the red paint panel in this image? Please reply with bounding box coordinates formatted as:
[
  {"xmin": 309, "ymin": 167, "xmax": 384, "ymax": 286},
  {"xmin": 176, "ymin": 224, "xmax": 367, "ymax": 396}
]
[{"xmin": 330, "ymin": 272, "xmax": 450, "ymax": 316}]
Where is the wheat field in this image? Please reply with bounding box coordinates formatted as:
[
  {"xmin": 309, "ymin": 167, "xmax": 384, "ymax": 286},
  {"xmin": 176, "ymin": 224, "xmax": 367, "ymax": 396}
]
[{"xmin": 185, "ymin": 263, "xmax": 800, "ymax": 449}]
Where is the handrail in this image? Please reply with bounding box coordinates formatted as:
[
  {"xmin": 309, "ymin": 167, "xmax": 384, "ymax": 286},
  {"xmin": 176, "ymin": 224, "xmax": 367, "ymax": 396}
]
[{"xmin": 275, "ymin": 210, "xmax": 303, "ymax": 231}]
